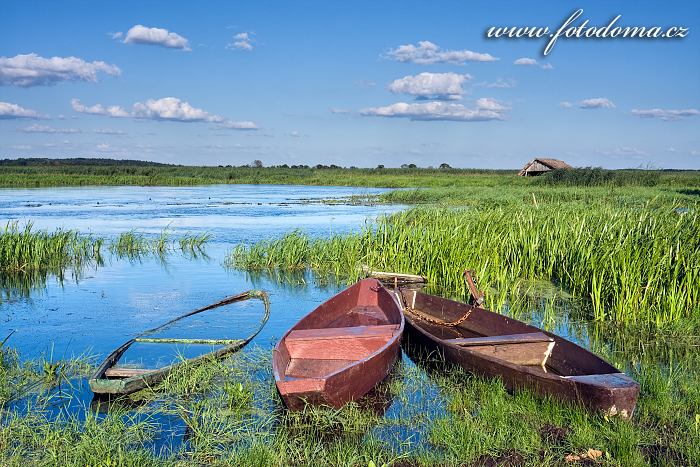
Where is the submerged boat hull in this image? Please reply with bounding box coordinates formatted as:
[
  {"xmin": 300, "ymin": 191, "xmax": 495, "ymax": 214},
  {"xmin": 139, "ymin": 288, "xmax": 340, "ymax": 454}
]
[
  {"xmin": 274, "ymin": 278, "xmax": 404, "ymax": 410},
  {"xmin": 89, "ymin": 290, "xmax": 270, "ymax": 396},
  {"xmin": 401, "ymin": 290, "xmax": 639, "ymax": 417}
]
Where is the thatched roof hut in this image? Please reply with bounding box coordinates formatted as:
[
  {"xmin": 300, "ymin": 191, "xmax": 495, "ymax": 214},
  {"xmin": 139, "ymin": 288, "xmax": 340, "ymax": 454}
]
[{"xmin": 518, "ymin": 158, "xmax": 572, "ymax": 176}]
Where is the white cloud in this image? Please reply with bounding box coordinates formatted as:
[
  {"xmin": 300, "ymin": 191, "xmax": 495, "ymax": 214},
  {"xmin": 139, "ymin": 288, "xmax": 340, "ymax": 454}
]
[
  {"xmin": 631, "ymin": 108, "xmax": 699, "ymax": 121},
  {"xmin": 560, "ymin": 101, "xmax": 573, "ymax": 109},
  {"xmin": 476, "ymin": 78, "xmax": 516, "ymax": 89},
  {"xmin": 132, "ymin": 97, "xmax": 223, "ymax": 122},
  {"xmin": 72, "ymin": 97, "xmax": 257, "ymax": 128},
  {"xmin": 388, "ymin": 72, "xmax": 471, "ymax": 100},
  {"xmin": 360, "ymin": 98, "xmax": 507, "ymax": 122},
  {"xmin": 22, "ymin": 124, "xmax": 81, "ymax": 134},
  {"xmin": 110, "ymin": 31, "xmax": 123, "ymax": 40},
  {"xmin": 93, "ymin": 128, "xmax": 126, "ymax": 135},
  {"xmin": 0, "ymin": 53, "xmax": 120, "ymax": 87},
  {"xmin": 0, "ymin": 101, "xmax": 42, "ymax": 119},
  {"xmin": 96, "ymin": 143, "xmax": 110, "ymax": 151},
  {"xmin": 330, "ymin": 108, "xmax": 351, "ymax": 114},
  {"xmin": 385, "ymin": 41, "xmax": 497, "ymax": 64},
  {"xmin": 214, "ymin": 120, "xmax": 258, "ymax": 130},
  {"xmin": 579, "ymin": 98, "xmax": 615, "ymax": 109},
  {"xmin": 123, "ymin": 25, "xmax": 191, "ymax": 51},
  {"xmin": 71, "ymin": 98, "xmax": 130, "ymax": 117},
  {"xmin": 513, "ymin": 58, "xmax": 552, "ymax": 69},
  {"xmin": 227, "ymin": 32, "xmax": 254, "ymax": 51},
  {"xmin": 514, "ymin": 57, "xmax": 537, "ymax": 66}
]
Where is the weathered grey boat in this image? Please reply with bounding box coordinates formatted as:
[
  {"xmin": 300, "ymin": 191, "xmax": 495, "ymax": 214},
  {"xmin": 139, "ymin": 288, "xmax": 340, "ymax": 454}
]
[{"xmin": 89, "ymin": 290, "xmax": 270, "ymax": 395}]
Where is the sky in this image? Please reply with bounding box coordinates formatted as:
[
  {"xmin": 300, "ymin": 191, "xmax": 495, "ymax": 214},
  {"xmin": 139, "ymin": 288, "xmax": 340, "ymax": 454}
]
[{"xmin": 1, "ymin": 0, "xmax": 699, "ymax": 169}]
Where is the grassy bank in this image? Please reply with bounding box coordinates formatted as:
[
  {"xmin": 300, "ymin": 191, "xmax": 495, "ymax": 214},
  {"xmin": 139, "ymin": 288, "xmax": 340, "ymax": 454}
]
[{"xmin": 1, "ymin": 161, "xmax": 699, "ymax": 189}]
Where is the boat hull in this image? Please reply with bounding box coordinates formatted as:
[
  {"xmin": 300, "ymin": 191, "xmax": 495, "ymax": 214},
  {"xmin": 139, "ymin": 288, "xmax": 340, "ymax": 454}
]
[
  {"xmin": 402, "ymin": 290, "xmax": 639, "ymax": 417},
  {"xmin": 274, "ymin": 278, "xmax": 404, "ymax": 410}
]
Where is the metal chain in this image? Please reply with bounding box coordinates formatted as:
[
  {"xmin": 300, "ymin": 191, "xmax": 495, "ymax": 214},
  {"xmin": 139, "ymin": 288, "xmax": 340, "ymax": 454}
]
[{"xmin": 403, "ymin": 304, "xmax": 472, "ymax": 327}]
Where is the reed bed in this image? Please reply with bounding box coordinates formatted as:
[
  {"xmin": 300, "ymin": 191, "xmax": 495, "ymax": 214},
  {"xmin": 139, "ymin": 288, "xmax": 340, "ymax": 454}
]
[
  {"xmin": 0, "ymin": 222, "xmax": 101, "ymax": 273},
  {"xmin": 2, "ymin": 343, "xmax": 699, "ymax": 465},
  {"xmin": 0, "ymin": 224, "xmax": 211, "ymax": 299},
  {"xmin": 229, "ymin": 205, "xmax": 700, "ymax": 326}
]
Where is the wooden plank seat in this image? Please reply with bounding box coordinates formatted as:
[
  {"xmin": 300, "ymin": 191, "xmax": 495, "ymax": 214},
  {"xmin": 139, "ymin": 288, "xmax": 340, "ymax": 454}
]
[
  {"xmin": 446, "ymin": 332, "xmax": 555, "ymax": 367},
  {"xmin": 285, "ymin": 324, "xmax": 398, "ymax": 362},
  {"xmin": 104, "ymin": 367, "xmax": 152, "ymax": 378}
]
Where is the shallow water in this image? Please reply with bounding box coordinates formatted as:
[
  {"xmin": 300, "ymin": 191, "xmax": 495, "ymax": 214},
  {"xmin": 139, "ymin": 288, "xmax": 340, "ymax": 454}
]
[{"xmin": 0, "ymin": 183, "xmax": 641, "ymax": 456}]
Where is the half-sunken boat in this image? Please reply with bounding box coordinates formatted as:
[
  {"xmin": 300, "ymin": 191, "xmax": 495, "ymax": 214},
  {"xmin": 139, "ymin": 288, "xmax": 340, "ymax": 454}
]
[
  {"xmin": 399, "ymin": 289, "xmax": 640, "ymax": 417},
  {"xmin": 90, "ymin": 290, "xmax": 270, "ymax": 396},
  {"xmin": 273, "ymin": 278, "xmax": 404, "ymax": 410}
]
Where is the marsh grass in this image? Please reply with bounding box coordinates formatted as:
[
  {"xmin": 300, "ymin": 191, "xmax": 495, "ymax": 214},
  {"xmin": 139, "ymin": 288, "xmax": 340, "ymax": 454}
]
[
  {"xmin": 2, "ymin": 343, "xmax": 700, "ymax": 465},
  {"xmin": 0, "ymin": 224, "xmax": 211, "ymax": 299},
  {"xmin": 229, "ymin": 205, "xmax": 700, "ymax": 326}
]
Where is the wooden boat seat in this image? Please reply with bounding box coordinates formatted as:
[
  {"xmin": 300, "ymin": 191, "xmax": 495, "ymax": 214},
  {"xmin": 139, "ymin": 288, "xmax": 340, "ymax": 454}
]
[
  {"xmin": 286, "ymin": 324, "xmax": 398, "ymax": 361},
  {"xmin": 446, "ymin": 332, "xmax": 555, "ymax": 367},
  {"xmin": 328, "ymin": 306, "xmax": 391, "ymax": 327},
  {"xmin": 104, "ymin": 367, "xmax": 152, "ymax": 378}
]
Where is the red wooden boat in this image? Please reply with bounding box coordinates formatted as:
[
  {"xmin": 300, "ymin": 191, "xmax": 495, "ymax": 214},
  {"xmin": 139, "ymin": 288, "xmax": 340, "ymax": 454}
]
[
  {"xmin": 399, "ymin": 289, "xmax": 640, "ymax": 417},
  {"xmin": 273, "ymin": 278, "xmax": 404, "ymax": 410}
]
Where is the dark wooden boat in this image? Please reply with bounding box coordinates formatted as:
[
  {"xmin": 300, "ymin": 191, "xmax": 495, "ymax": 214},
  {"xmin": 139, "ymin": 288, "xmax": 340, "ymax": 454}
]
[
  {"xmin": 273, "ymin": 278, "xmax": 404, "ymax": 410},
  {"xmin": 90, "ymin": 290, "xmax": 270, "ymax": 396},
  {"xmin": 399, "ymin": 289, "xmax": 640, "ymax": 417}
]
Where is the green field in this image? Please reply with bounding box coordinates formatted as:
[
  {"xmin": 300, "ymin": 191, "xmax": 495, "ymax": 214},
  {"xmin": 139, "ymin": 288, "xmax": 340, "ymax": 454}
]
[{"xmin": 1, "ymin": 162, "xmax": 700, "ymax": 465}]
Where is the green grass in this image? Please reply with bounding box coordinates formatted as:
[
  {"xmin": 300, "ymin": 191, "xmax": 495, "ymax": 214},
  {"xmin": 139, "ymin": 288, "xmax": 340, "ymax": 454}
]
[
  {"xmin": 1, "ymin": 162, "xmax": 699, "ymax": 190},
  {"xmin": 2, "ymin": 343, "xmax": 699, "ymax": 465},
  {"xmin": 0, "ymin": 224, "xmax": 211, "ymax": 300},
  {"xmin": 228, "ymin": 204, "xmax": 700, "ymax": 326}
]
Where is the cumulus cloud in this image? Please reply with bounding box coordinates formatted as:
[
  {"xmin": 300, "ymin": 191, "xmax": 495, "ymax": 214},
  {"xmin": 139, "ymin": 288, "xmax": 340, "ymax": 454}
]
[
  {"xmin": 123, "ymin": 25, "xmax": 191, "ymax": 51},
  {"xmin": 227, "ymin": 32, "xmax": 254, "ymax": 50},
  {"xmin": 385, "ymin": 41, "xmax": 497, "ymax": 64},
  {"xmin": 71, "ymin": 98, "xmax": 130, "ymax": 117},
  {"xmin": 0, "ymin": 101, "xmax": 43, "ymax": 119},
  {"xmin": 560, "ymin": 101, "xmax": 573, "ymax": 109},
  {"xmin": 22, "ymin": 124, "xmax": 81, "ymax": 134},
  {"xmin": 631, "ymin": 108, "xmax": 700, "ymax": 121},
  {"xmin": 330, "ymin": 108, "xmax": 351, "ymax": 114},
  {"xmin": 388, "ymin": 72, "xmax": 471, "ymax": 100},
  {"xmin": 72, "ymin": 97, "xmax": 257, "ymax": 129},
  {"xmin": 0, "ymin": 53, "xmax": 120, "ymax": 87},
  {"xmin": 133, "ymin": 97, "xmax": 224, "ymax": 122},
  {"xmin": 579, "ymin": 98, "xmax": 615, "ymax": 109},
  {"xmin": 360, "ymin": 98, "xmax": 507, "ymax": 122},
  {"xmin": 513, "ymin": 58, "xmax": 552, "ymax": 69},
  {"xmin": 514, "ymin": 57, "xmax": 537, "ymax": 66}
]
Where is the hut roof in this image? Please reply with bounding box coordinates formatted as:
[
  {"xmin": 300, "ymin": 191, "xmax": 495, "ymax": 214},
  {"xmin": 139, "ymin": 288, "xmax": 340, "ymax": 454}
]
[
  {"xmin": 533, "ymin": 158, "xmax": 572, "ymax": 170},
  {"xmin": 518, "ymin": 158, "xmax": 572, "ymax": 176}
]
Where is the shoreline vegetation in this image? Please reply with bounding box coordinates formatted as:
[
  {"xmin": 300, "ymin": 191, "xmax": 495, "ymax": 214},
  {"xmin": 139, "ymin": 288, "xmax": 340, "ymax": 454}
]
[{"xmin": 2, "ymin": 160, "xmax": 700, "ymax": 465}]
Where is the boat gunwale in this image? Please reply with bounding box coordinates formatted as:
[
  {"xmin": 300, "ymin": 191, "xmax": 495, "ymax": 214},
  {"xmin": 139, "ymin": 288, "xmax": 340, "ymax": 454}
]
[
  {"xmin": 89, "ymin": 289, "xmax": 271, "ymax": 395},
  {"xmin": 274, "ymin": 279, "xmax": 404, "ymax": 386}
]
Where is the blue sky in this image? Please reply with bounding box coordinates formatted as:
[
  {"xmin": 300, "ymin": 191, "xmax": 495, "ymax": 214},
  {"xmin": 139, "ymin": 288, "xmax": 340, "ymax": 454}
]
[{"xmin": 1, "ymin": 1, "xmax": 698, "ymax": 168}]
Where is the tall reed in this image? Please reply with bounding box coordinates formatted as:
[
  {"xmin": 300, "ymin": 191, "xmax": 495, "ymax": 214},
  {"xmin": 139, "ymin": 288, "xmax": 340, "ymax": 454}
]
[{"xmin": 229, "ymin": 205, "xmax": 700, "ymax": 325}]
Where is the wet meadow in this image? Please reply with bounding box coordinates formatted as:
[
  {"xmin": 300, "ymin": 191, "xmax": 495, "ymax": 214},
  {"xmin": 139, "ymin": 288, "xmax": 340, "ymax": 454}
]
[{"xmin": 1, "ymin": 166, "xmax": 699, "ymax": 465}]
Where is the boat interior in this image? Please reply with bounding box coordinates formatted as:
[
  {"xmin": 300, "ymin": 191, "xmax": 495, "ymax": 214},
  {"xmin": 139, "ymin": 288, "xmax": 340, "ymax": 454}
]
[
  {"xmin": 276, "ymin": 279, "xmax": 402, "ymax": 382},
  {"xmin": 402, "ymin": 289, "xmax": 622, "ymax": 380}
]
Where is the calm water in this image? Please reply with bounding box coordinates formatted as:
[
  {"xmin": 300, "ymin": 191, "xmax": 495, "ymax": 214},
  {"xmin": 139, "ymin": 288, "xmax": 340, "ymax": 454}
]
[
  {"xmin": 0, "ymin": 184, "xmax": 609, "ymax": 455},
  {"xmin": 0, "ymin": 184, "xmax": 402, "ymax": 358}
]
